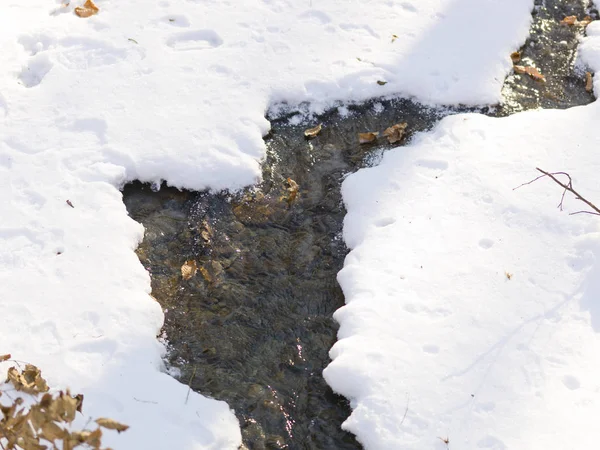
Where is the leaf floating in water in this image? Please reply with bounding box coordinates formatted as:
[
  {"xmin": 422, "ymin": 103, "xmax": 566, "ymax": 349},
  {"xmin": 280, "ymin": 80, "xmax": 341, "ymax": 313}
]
[
  {"xmin": 382, "ymin": 122, "xmax": 408, "ymax": 144},
  {"xmin": 561, "ymin": 15, "xmax": 578, "ymax": 25},
  {"xmin": 74, "ymin": 0, "xmax": 99, "ymax": 17},
  {"xmin": 200, "ymin": 220, "xmax": 213, "ymax": 243},
  {"xmin": 510, "ymin": 51, "xmax": 521, "ymax": 64},
  {"xmin": 283, "ymin": 177, "xmax": 299, "ymax": 206},
  {"xmin": 199, "ymin": 261, "xmax": 224, "ymax": 284},
  {"xmin": 586, "ymin": 71, "xmax": 593, "ymax": 92},
  {"xmin": 377, "ymin": 80, "xmax": 387, "ymax": 86},
  {"xmin": 181, "ymin": 260, "xmax": 198, "ymax": 280},
  {"xmin": 513, "ymin": 65, "xmax": 546, "ymax": 82},
  {"xmin": 560, "ymin": 15, "xmax": 593, "ymax": 26},
  {"xmin": 304, "ymin": 124, "xmax": 322, "ymax": 139},
  {"xmin": 358, "ymin": 132, "xmax": 379, "ymax": 144}
]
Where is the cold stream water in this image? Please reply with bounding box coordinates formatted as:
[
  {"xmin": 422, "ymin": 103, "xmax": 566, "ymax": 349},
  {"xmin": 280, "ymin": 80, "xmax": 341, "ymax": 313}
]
[{"xmin": 122, "ymin": 1, "xmax": 595, "ymax": 448}]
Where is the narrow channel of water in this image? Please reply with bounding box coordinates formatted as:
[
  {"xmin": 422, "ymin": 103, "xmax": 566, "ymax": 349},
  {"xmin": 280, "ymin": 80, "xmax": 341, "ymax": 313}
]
[{"xmin": 122, "ymin": 1, "xmax": 595, "ymax": 448}]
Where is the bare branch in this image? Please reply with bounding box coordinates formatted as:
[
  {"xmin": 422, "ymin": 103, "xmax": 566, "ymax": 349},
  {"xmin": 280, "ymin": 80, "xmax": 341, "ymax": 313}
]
[
  {"xmin": 514, "ymin": 168, "xmax": 600, "ymax": 217},
  {"xmin": 535, "ymin": 168, "xmax": 600, "ymax": 215}
]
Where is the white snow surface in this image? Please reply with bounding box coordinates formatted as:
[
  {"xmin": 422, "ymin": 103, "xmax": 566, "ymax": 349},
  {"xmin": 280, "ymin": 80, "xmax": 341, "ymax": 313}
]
[
  {"xmin": 324, "ymin": 18, "xmax": 600, "ymax": 450},
  {"xmin": 0, "ymin": 0, "xmax": 542, "ymax": 448}
]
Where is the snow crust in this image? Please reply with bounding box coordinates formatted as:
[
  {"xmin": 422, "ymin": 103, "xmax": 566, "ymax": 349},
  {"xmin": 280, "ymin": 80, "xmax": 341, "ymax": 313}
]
[
  {"xmin": 325, "ymin": 20, "xmax": 600, "ymax": 450},
  {"xmin": 0, "ymin": 0, "xmax": 536, "ymax": 448}
]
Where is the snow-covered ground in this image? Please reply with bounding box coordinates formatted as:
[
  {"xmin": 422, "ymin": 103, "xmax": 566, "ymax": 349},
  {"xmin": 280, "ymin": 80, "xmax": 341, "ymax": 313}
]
[{"xmin": 4, "ymin": 0, "xmax": 600, "ymax": 448}]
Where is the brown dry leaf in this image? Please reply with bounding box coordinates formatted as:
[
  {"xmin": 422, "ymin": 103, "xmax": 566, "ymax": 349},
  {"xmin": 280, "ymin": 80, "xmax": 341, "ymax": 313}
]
[
  {"xmin": 83, "ymin": 428, "xmax": 103, "ymax": 447},
  {"xmin": 358, "ymin": 132, "xmax": 379, "ymax": 144},
  {"xmin": 304, "ymin": 124, "xmax": 322, "ymax": 139},
  {"xmin": 95, "ymin": 418, "xmax": 129, "ymax": 433},
  {"xmin": 199, "ymin": 261, "xmax": 224, "ymax": 284},
  {"xmin": 286, "ymin": 177, "xmax": 299, "ymax": 206},
  {"xmin": 0, "ymin": 354, "xmax": 10, "ymax": 362},
  {"xmin": 181, "ymin": 260, "xmax": 198, "ymax": 280},
  {"xmin": 74, "ymin": 0, "xmax": 99, "ymax": 18},
  {"xmin": 391, "ymin": 34, "xmax": 398, "ymax": 43},
  {"xmin": 513, "ymin": 65, "xmax": 546, "ymax": 82},
  {"xmin": 560, "ymin": 15, "xmax": 578, "ymax": 25},
  {"xmin": 382, "ymin": 123, "xmax": 407, "ymax": 144},
  {"xmin": 586, "ymin": 71, "xmax": 593, "ymax": 92},
  {"xmin": 510, "ymin": 51, "xmax": 521, "ymax": 64},
  {"xmin": 561, "ymin": 15, "xmax": 593, "ymax": 26},
  {"xmin": 200, "ymin": 220, "xmax": 213, "ymax": 243},
  {"xmin": 49, "ymin": 391, "xmax": 79, "ymax": 423},
  {"xmin": 7, "ymin": 364, "xmax": 49, "ymax": 394},
  {"xmin": 41, "ymin": 420, "xmax": 67, "ymax": 442}
]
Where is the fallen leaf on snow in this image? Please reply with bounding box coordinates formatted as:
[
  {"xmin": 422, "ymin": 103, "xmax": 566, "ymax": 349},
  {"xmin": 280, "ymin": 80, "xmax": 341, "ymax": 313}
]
[
  {"xmin": 74, "ymin": 0, "xmax": 99, "ymax": 18},
  {"xmin": 586, "ymin": 71, "xmax": 593, "ymax": 92},
  {"xmin": 377, "ymin": 80, "xmax": 387, "ymax": 86},
  {"xmin": 66, "ymin": 199, "xmax": 74, "ymax": 208},
  {"xmin": 358, "ymin": 132, "xmax": 379, "ymax": 144},
  {"xmin": 513, "ymin": 65, "xmax": 546, "ymax": 82},
  {"xmin": 0, "ymin": 354, "xmax": 11, "ymax": 362},
  {"xmin": 181, "ymin": 260, "xmax": 198, "ymax": 280},
  {"xmin": 304, "ymin": 124, "xmax": 322, "ymax": 139},
  {"xmin": 510, "ymin": 51, "xmax": 521, "ymax": 64},
  {"xmin": 382, "ymin": 123, "xmax": 407, "ymax": 144},
  {"xmin": 580, "ymin": 16, "xmax": 594, "ymax": 27},
  {"xmin": 391, "ymin": 34, "xmax": 398, "ymax": 43}
]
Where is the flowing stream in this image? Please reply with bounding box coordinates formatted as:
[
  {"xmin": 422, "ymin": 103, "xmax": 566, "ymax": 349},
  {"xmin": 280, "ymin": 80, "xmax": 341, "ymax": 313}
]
[{"xmin": 122, "ymin": 1, "xmax": 595, "ymax": 448}]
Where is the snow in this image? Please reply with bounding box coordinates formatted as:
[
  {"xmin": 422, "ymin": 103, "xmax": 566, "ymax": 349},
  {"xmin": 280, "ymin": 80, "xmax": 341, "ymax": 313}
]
[
  {"xmin": 324, "ymin": 17, "xmax": 600, "ymax": 450},
  {"xmin": 0, "ymin": 0, "xmax": 551, "ymax": 448}
]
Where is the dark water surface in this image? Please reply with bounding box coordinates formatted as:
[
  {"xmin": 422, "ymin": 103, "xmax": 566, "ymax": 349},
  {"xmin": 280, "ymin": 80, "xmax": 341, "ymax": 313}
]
[{"xmin": 122, "ymin": 1, "xmax": 595, "ymax": 449}]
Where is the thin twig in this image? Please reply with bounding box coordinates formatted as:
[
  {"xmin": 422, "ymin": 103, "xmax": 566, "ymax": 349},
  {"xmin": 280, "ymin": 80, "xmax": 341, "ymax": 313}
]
[
  {"xmin": 185, "ymin": 367, "xmax": 197, "ymax": 405},
  {"xmin": 512, "ymin": 173, "xmax": 547, "ymax": 190},
  {"xmin": 400, "ymin": 395, "xmax": 409, "ymax": 426},
  {"xmin": 133, "ymin": 397, "xmax": 158, "ymax": 404},
  {"xmin": 570, "ymin": 210, "xmax": 600, "ymax": 216}
]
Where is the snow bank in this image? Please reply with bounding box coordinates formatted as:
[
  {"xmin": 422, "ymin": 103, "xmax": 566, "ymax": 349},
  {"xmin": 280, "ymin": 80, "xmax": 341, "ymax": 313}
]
[
  {"xmin": 325, "ymin": 22, "xmax": 600, "ymax": 450},
  {"xmin": 0, "ymin": 0, "xmax": 535, "ymax": 448}
]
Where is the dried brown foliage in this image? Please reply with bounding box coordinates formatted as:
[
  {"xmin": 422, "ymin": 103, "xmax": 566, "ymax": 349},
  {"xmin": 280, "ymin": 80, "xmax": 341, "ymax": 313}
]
[{"xmin": 0, "ymin": 362, "xmax": 128, "ymax": 450}]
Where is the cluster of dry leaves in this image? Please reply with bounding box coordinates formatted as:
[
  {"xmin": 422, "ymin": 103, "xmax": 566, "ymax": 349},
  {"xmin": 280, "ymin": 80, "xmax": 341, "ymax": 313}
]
[
  {"xmin": 0, "ymin": 354, "xmax": 128, "ymax": 450},
  {"xmin": 304, "ymin": 122, "xmax": 408, "ymax": 145},
  {"xmin": 510, "ymin": 14, "xmax": 595, "ymax": 86},
  {"xmin": 358, "ymin": 122, "xmax": 407, "ymax": 145}
]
